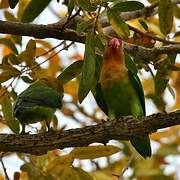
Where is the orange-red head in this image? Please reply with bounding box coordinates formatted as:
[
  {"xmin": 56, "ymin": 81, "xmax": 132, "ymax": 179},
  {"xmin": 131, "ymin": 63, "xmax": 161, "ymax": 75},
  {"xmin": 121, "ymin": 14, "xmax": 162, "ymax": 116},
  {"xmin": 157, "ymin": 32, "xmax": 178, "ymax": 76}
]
[
  {"xmin": 100, "ymin": 38, "xmax": 127, "ymax": 85},
  {"xmin": 108, "ymin": 38, "xmax": 122, "ymax": 49},
  {"xmin": 104, "ymin": 38, "xmax": 124, "ymax": 64}
]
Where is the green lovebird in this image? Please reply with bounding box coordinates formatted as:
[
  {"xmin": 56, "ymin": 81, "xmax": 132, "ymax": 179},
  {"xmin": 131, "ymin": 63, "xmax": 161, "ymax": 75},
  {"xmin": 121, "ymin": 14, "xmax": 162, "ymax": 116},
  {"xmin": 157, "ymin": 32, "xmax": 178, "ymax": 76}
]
[
  {"xmin": 95, "ymin": 38, "xmax": 151, "ymax": 158},
  {"xmin": 13, "ymin": 77, "xmax": 64, "ymax": 134}
]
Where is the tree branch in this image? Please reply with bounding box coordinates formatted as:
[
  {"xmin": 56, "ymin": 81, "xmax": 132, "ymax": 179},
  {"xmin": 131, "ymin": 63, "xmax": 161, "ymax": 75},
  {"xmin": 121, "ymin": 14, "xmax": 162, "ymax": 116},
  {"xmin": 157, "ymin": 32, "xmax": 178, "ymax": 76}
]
[
  {"xmin": 124, "ymin": 42, "xmax": 180, "ymax": 61},
  {"xmin": 0, "ymin": 20, "xmax": 85, "ymax": 43},
  {"xmin": 0, "ymin": 20, "xmax": 179, "ymax": 62},
  {"xmin": 0, "ymin": 111, "xmax": 180, "ymax": 155}
]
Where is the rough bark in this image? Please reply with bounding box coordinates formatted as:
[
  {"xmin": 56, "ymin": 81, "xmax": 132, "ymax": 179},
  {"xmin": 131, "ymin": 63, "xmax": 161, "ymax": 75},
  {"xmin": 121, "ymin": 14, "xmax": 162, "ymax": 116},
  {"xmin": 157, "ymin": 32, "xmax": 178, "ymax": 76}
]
[{"xmin": 0, "ymin": 110, "xmax": 179, "ymax": 155}]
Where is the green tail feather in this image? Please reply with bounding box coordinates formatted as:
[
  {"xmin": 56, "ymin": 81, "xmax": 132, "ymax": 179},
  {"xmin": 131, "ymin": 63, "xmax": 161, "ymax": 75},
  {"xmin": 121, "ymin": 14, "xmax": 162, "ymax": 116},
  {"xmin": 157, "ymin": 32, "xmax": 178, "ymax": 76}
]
[{"xmin": 130, "ymin": 137, "xmax": 151, "ymax": 158}]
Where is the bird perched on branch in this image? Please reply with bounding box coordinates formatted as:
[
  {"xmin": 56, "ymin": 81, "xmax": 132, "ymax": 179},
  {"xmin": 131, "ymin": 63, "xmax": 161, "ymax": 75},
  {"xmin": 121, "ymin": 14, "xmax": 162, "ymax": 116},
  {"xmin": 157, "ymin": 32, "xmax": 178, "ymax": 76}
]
[
  {"xmin": 13, "ymin": 77, "xmax": 64, "ymax": 134},
  {"xmin": 95, "ymin": 38, "xmax": 151, "ymax": 158}
]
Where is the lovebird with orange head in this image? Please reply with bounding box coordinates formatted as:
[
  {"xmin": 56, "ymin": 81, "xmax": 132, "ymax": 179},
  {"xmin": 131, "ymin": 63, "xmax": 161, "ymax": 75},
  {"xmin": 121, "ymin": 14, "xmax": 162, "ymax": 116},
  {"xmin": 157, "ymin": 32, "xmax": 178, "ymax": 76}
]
[
  {"xmin": 13, "ymin": 77, "xmax": 64, "ymax": 134},
  {"xmin": 95, "ymin": 38, "xmax": 151, "ymax": 158}
]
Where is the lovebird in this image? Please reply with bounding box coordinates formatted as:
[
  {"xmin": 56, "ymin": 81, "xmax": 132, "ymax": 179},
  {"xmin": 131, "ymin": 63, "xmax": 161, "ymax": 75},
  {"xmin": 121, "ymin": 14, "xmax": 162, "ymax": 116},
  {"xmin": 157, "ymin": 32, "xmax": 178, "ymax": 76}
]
[
  {"xmin": 95, "ymin": 38, "xmax": 151, "ymax": 158},
  {"xmin": 13, "ymin": 77, "xmax": 64, "ymax": 134}
]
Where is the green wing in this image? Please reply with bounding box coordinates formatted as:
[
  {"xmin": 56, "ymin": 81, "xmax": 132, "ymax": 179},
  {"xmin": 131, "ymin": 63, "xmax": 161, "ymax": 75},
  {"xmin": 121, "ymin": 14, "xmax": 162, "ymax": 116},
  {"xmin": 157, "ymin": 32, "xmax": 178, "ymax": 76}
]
[
  {"xmin": 94, "ymin": 83, "xmax": 109, "ymax": 116},
  {"xmin": 128, "ymin": 70, "xmax": 146, "ymax": 116},
  {"xmin": 18, "ymin": 81, "xmax": 62, "ymax": 108},
  {"xmin": 128, "ymin": 71, "xmax": 152, "ymax": 158}
]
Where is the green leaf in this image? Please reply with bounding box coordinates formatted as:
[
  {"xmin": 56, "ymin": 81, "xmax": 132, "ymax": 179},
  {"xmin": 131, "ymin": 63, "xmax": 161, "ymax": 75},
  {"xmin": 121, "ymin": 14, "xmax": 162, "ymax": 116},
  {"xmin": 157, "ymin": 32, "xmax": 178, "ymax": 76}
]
[
  {"xmin": 58, "ymin": 60, "xmax": 83, "ymax": 84},
  {"xmin": 77, "ymin": 0, "xmax": 97, "ymax": 11},
  {"xmin": 168, "ymin": 64, "xmax": 180, "ymax": 71},
  {"xmin": 8, "ymin": 0, "xmax": 19, "ymax": 9},
  {"xmin": 112, "ymin": 1, "xmax": 144, "ymax": 12},
  {"xmin": 1, "ymin": 53, "xmax": 20, "ymax": 65},
  {"xmin": 107, "ymin": 8, "xmax": 129, "ymax": 39},
  {"xmin": 21, "ymin": 76, "xmax": 35, "ymax": 83},
  {"xmin": 21, "ymin": 163, "xmax": 47, "ymax": 179},
  {"xmin": 68, "ymin": 0, "xmax": 74, "ymax": 16},
  {"xmin": 139, "ymin": 19, "xmax": 148, "ymax": 31},
  {"xmin": 0, "ymin": 89, "xmax": 20, "ymax": 133},
  {"xmin": 8, "ymin": 53, "xmax": 20, "ymax": 65},
  {"xmin": 95, "ymin": 35, "xmax": 106, "ymax": 53},
  {"xmin": 156, "ymin": 145, "xmax": 179, "ymax": 156},
  {"xmin": 21, "ymin": 0, "xmax": 51, "ymax": 22},
  {"xmin": 46, "ymin": 155, "xmax": 74, "ymax": 174},
  {"xmin": 94, "ymin": 55, "xmax": 103, "ymax": 81},
  {"xmin": 60, "ymin": 166, "xmax": 80, "ymax": 180},
  {"xmin": 168, "ymin": 54, "xmax": 177, "ymax": 64},
  {"xmin": 0, "ymin": 64, "xmax": 21, "ymax": 83},
  {"xmin": 17, "ymin": 39, "xmax": 36, "ymax": 67},
  {"xmin": 0, "ymin": 38, "xmax": 18, "ymax": 54},
  {"xmin": 158, "ymin": 0, "xmax": 173, "ymax": 35},
  {"xmin": 174, "ymin": 4, "xmax": 180, "ymax": 19},
  {"xmin": 12, "ymin": 35, "xmax": 22, "ymax": 45},
  {"xmin": 4, "ymin": 11, "xmax": 18, "ymax": 21},
  {"xmin": 125, "ymin": 52, "xmax": 137, "ymax": 74},
  {"xmin": 167, "ymin": 84, "xmax": 175, "ymax": 100},
  {"xmin": 73, "ymin": 167, "xmax": 93, "ymax": 180},
  {"xmin": 76, "ymin": 18, "xmax": 95, "ymax": 35},
  {"xmin": 70, "ymin": 146, "xmax": 121, "ymax": 159},
  {"xmin": 78, "ymin": 30, "xmax": 96, "ymax": 103},
  {"xmin": 154, "ymin": 70, "xmax": 169, "ymax": 96}
]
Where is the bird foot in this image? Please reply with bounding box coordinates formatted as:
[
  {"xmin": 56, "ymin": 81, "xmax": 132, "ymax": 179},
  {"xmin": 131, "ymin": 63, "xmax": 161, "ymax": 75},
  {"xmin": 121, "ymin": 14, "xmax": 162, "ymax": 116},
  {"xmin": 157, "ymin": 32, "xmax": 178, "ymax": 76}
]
[
  {"xmin": 20, "ymin": 131, "xmax": 31, "ymax": 135},
  {"xmin": 101, "ymin": 119, "xmax": 107, "ymax": 123},
  {"xmin": 106, "ymin": 118, "xmax": 110, "ymax": 121},
  {"xmin": 47, "ymin": 127, "xmax": 56, "ymax": 133}
]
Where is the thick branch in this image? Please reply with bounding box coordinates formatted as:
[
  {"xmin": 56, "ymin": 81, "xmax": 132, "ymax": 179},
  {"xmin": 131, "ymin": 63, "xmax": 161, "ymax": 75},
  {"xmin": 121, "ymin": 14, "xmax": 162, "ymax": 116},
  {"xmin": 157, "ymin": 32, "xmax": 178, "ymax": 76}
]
[
  {"xmin": 0, "ymin": 20, "xmax": 85, "ymax": 43},
  {"xmin": 0, "ymin": 20, "xmax": 179, "ymax": 62},
  {"xmin": 0, "ymin": 111, "xmax": 180, "ymax": 155},
  {"xmin": 124, "ymin": 42, "xmax": 180, "ymax": 61}
]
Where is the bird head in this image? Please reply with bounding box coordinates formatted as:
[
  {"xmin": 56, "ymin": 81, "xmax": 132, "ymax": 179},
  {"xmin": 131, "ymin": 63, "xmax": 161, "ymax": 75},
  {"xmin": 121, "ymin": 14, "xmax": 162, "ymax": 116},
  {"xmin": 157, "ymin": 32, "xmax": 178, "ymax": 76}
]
[
  {"xmin": 104, "ymin": 38, "xmax": 124, "ymax": 63},
  {"xmin": 108, "ymin": 38, "xmax": 122, "ymax": 49}
]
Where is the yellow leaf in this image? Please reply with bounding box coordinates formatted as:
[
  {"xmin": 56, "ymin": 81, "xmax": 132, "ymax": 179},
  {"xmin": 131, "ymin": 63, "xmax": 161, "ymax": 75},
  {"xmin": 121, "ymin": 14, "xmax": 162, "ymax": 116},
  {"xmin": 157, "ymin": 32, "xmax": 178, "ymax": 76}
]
[
  {"xmin": 36, "ymin": 47, "xmax": 47, "ymax": 57},
  {"xmin": 91, "ymin": 171, "xmax": 112, "ymax": 180},
  {"xmin": 107, "ymin": 8, "xmax": 129, "ymax": 39},
  {"xmin": 0, "ymin": 0, "xmax": 9, "ymax": 8},
  {"xmin": 0, "ymin": 64, "xmax": 20, "ymax": 83},
  {"xmin": 158, "ymin": 0, "xmax": 173, "ymax": 35},
  {"xmin": 60, "ymin": 166, "xmax": 80, "ymax": 180},
  {"xmin": 70, "ymin": 145, "xmax": 121, "ymax": 159},
  {"xmin": 17, "ymin": 39, "xmax": 36, "ymax": 67},
  {"xmin": 64, "ymin": 81, "xmax": 78, "ymax": 102},
  {"xmin": 17, "ymin": 0, "xmax": 30, "ymax": 18},
  {"xmin": 150, "ymin": 126, "xmax": 180, "ymax": 142},
  {"xmin": 142, "ymin": 78, "xmax": 154, "ymax": 95},
  {"xmin": 46, "ymin": 155, "xmax": 74, "ymax": 175},
  {"xmin": 36, "ymin": 39, "xmax": 52, "ymax": 49},
  {"xmin": 60, "ymin": 166, "xmax": 93, "ymax": 180},
  {"xmin": 47, "ymin": 54, "xmax": 61, "ymax": 76},
  {"xmin": 73, "ymin": 167, "xmax": 93, "ymax": 180},
  {"xmin": 0, "ymin": 89, "xmax": 20, "ymax": 133}
]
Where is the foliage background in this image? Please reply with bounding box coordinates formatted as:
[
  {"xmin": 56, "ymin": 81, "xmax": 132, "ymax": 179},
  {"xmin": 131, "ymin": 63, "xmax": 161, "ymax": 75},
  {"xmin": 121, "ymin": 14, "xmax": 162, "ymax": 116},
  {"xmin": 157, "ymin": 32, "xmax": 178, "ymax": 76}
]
[{"xmin": 0, "ymin": 0, "xmax": 180, "ymax": 179}]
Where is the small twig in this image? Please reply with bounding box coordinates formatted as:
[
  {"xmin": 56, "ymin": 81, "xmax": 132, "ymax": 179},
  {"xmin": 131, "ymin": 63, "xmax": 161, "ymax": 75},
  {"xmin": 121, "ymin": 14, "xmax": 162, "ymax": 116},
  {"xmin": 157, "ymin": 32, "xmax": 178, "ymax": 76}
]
[
  {"xmin": 94, "ymin": 6, "xmax": 102, "ymax": 33},
  {"xmin": 0, "ymin": 155, "xmax": 10, "ymax": 180},
  {"xmin": 22, "ymin": 42, "xmax": 74, "ymax": 74},
  {"xmin": 0, "ymin": 77, "xmax": 16, "ymax": 97},
  {"xmin": 61, "ymin": 8, "xmax": 81, "ymax": 31},
  {"xmin": 36, "ymin": 41, "xmax": 65, "ymax": 58},
  {"xmin": 118, "ymin": 155, "xmax": 133, "ymax": 180},
  {"xmin": 128, "ymin": 25, "xmax": 180, "ymax": 45},
  {"xmin": 112, "ymin": 155, "xmax": 133, "ymax": 179},
  {"xmin": 146, "ymin": 64, "xmax": 155, "ymax": 78}
]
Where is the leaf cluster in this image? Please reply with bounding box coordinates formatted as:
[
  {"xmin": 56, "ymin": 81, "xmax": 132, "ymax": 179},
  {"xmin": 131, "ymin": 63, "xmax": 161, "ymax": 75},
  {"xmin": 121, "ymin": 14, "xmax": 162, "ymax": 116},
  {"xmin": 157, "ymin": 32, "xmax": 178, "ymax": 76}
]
[{"xmin": 0, "ymin": 0, "xmax": 179, "ymax": 179}]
